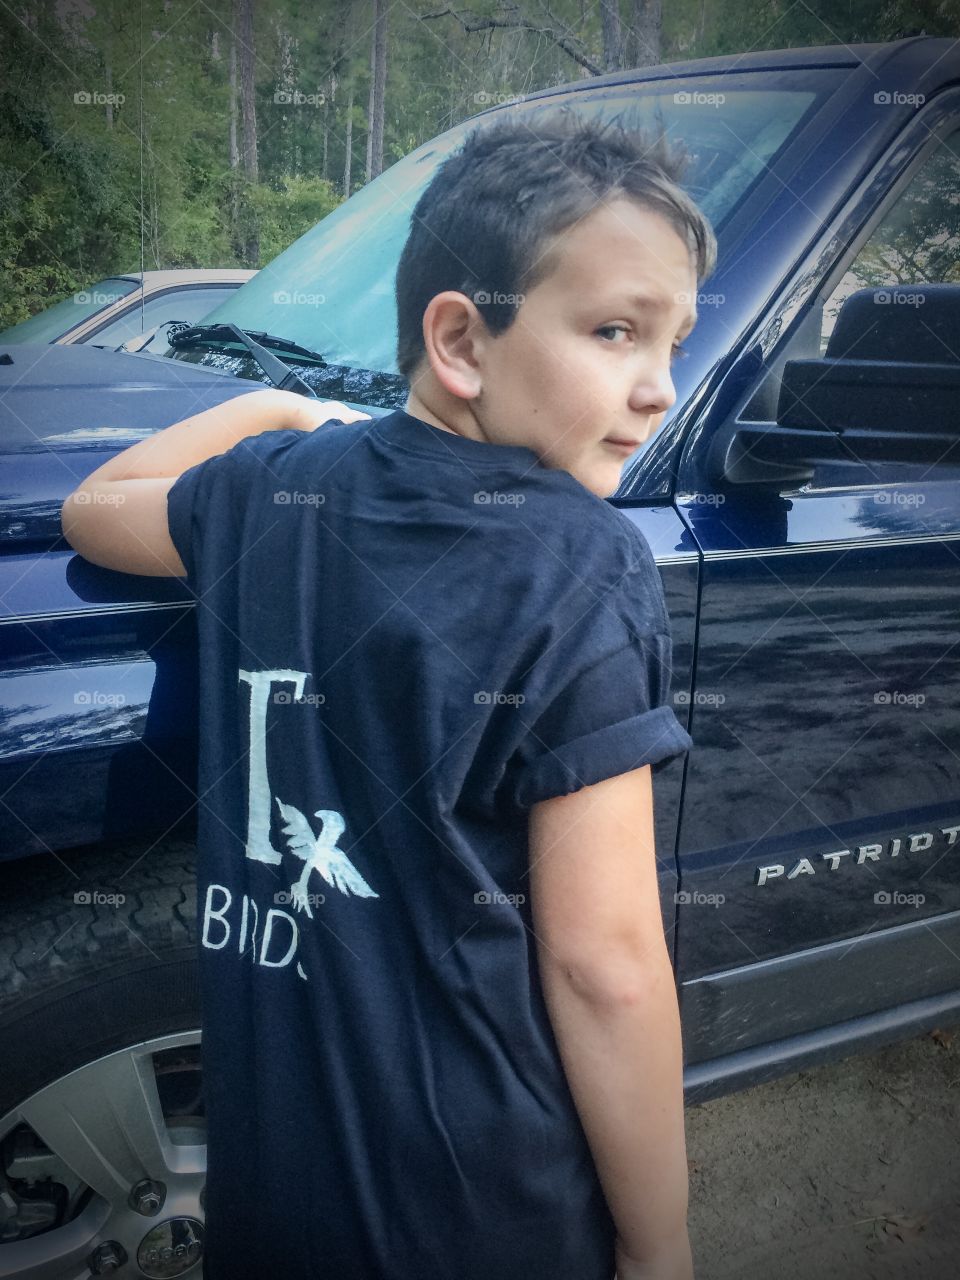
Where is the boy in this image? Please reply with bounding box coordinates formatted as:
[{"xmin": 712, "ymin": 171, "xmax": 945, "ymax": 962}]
[{"xmin": 62, "ymin": 110, "xmax": 716, "ymax": 1280}]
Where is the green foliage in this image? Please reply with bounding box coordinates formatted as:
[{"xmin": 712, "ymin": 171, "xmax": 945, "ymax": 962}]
[
  {"xmin": 2, "ymin": 0, "xmax": 956, "ymax": 328},
  {"xmin": 247, "ymin": 175, "xmax": 342, "ymax": 263}
]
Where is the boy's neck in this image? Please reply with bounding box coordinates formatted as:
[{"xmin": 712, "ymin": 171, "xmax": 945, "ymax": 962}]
[{"xmin": 404, "ymin": 390, "xmax": 487, "ymax": 444}]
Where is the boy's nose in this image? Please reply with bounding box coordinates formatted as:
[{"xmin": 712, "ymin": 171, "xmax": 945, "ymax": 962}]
[{"xmin": 628, "ymin": 364, "xmax": 676, "ymax": 416}]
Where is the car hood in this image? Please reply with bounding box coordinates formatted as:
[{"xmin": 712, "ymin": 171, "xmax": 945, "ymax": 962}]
[{"xmin": 0, "ymin": 343, "xmax": 258, "ymax": 547}]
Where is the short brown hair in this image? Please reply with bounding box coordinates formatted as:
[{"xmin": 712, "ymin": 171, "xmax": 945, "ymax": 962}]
[{"xmin": 395, "ymin": 106, "xmax": 717, "ymax": 381}]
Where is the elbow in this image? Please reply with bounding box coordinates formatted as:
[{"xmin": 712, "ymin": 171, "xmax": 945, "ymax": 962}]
[
  {"xmin": 549, "ymin": 946, "xmax": 675, "ymax": 1010},
  {"xmin": 60, "ymin": 491, "xmax": 85, "ymax": 552},
  {"xmin": 60, "ymin": 490, "xmax": 102, "ymax": 563}
]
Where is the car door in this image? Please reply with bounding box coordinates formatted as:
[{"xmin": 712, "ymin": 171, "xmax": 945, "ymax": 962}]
[{"xmin": 673, "ymin": 99, "xmax": 960, "ymax": 1098}]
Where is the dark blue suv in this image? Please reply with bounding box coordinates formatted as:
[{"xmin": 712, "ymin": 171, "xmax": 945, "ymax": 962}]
[{"xmin": 2, "ymin": 36, "xmax": 959, "ymax": 1276}]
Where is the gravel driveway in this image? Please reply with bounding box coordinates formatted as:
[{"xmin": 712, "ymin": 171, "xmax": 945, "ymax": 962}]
[{"xmin": 685, "ymin": 1029, "xmax": 960, "ymax": 1279}]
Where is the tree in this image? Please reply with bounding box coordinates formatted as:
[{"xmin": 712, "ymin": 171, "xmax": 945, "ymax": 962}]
[
  {"xmin": 625, "ymin": 0, "xmax": 662, "ymax": 67},
  {"xmin": 420, "ymin": 4, "xmax": 604, "ymax": 76},
  {"xmin": 229, "ymin": 0, "xmax": 239, "ymax": 169},
  {"xmin": 366, "ymin": 0, "xmax": 388, "ymax": 181},
  {"xmin": 238, "ymin": 0, "xmax": 258, "ymax": 183},
  {"xmin": 600, "ymin": 0, "xmax": 623, "ymax": 71},
  {"xmin": 237, "ymin": 0, "xmax": 259, "ymax": 261},
  {"xmin": 344, "ymin": 80, "xmax": 355, "ymax": 195}
]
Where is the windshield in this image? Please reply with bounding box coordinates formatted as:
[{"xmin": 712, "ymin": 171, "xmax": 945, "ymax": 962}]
[
  {"xmin": 190, "ymin": 79, "xmax": 821, "ymax": 380},
  {"xmin": 0, "ymin": 277, "xmax": 138, "ymax": 344}
]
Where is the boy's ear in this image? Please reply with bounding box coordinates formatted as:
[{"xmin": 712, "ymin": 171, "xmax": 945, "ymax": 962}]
[{"xmin": 421, "ymin": 291, "xmax": 489, "ymax": 401}]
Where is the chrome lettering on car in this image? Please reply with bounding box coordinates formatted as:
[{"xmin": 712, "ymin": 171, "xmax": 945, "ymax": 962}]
[{"xmin": 755, "ymin": 825, "xmax": 960, "ymax": 886}]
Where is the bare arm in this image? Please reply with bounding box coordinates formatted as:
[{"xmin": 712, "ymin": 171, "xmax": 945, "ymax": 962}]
[
  {"xmin": 528, "ymin": 765, "xmax": 693, "ymax": 1279},
  {"xmin": 60, "ymin": 389, "xmax": 370, "ymax": 576}
]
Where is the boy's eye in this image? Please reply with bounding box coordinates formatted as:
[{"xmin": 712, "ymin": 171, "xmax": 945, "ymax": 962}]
[
  {"xmin": 596, "ymin": 324, "xmax": 631, "ymax": 343},
  {"xmin": 596, "ymin": 326, "xmax": 690, "ymax": 364}
]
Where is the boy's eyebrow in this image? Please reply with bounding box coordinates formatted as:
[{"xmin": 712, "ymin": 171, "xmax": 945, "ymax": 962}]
[{"xmin": 625, "ymin": 292, "xmax": 698, "ymax": 334}]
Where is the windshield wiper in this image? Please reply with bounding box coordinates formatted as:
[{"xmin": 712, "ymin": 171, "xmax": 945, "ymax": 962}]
[{"xmin": 169, "ymin": 323, "xmax": 325, "ymax": 396}]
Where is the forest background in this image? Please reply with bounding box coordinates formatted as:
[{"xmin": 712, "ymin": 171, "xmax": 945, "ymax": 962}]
[{"xmin": 2, "ymin": 0, "xmax": 958, "ymax": 328}]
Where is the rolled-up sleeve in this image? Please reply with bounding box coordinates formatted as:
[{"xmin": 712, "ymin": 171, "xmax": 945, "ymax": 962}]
[
  {"xmin": 165, "ymin": 427, "xmax": 306, "ymax": 586},
  {"xmin": 166, "ymin": 457, "xmax": 218, "ymax": 585},
  {"xmin": 509, "ymin": 629, "xmax": 692, "ymax": 810}
]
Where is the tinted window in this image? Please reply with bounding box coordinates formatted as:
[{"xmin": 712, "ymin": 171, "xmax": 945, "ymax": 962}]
[
  {"xmin": 192, "ymin": 84, "xmax": 820, "ymax": 381},
  {"xmin": 821, "ymin": 127, "xmax": 960, "ymax": 351},
  {"xmin": 814, "ymin": 125, "xmax": 960, "ymax": 483},
  {"xmin": 0, "ymin": 277, "xmax": 138, "ymax": 344},
  {"xmin": 87, "ymin": 285, "xmax": 241, "ymax": 347}
]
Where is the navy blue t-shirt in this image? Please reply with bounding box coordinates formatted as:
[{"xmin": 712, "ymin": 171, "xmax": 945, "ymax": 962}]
[{"xmin": 166, "ymin": 406, "xmax": 693, "ymax": 1280}]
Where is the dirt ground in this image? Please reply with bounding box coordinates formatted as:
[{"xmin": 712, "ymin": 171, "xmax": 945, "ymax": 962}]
[{"xmin": 685, "ymin": 1029, "xmax": 960, "ymax": 1280}]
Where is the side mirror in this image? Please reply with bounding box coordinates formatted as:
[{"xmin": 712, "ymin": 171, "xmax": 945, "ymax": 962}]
[{"xmin": 713, "ymin": 283, "xmax": 960, "ymax": 488}]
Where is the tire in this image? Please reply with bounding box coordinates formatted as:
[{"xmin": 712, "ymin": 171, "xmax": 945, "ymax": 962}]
[{"xmin": 0, "ymin": 835, "xmax": 205, "ymax": 1277}]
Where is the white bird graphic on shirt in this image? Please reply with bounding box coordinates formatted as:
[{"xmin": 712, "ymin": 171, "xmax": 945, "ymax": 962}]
[{"xmin": 275, "ymin": 799, "xmax": 379, "ymax": 918}]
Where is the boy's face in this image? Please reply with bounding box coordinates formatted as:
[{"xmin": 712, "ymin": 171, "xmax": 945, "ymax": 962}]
[{"xmin": 474, "ymin": 198, "xmax": 698, "ymax": 498}]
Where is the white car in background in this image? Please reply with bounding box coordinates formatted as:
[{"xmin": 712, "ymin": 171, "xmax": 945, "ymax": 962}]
[{"xmin": 0, "ymin": 269, "xmax": 255, "ymax": 349}]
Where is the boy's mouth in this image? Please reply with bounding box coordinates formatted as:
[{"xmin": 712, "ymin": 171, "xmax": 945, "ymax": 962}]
[{"xmin": 602, "ymin": 436, "xmax": 642, "ymax": 452}]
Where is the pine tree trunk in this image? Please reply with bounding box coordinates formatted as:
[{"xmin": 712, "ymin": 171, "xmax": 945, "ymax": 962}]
[
  {"xmin": 229, "ymin": 5, "xmax": 239, "ymax": 169},
  {"xmin": 626, "ymin": 0, "xmax": 662, "ymax": 67},
  {"xmin": 366, "ymin": 0, "xmax": 387, "ymax": 182},
  {"xmin": 600, "ymin": 0, "xmax": 623, "ymax": 72},
  {"xmin": 365, "ymin": 35, "xmax": 374, "ymax": 181},
  {"xmin": 344, "ymin": 81, "xmax": 354, "ymax": 196},
  {"xmin": 238, "ymin": 0, "xmax": 258, "ymax": 183},
  {"xmin": 237, "ymin": 0, "xmax": 259, "ymax": 262}
]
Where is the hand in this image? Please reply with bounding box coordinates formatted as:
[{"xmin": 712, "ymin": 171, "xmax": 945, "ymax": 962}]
[{"xmin": 614, "ymin": 1233, "xmax": 694, "ymax": 1280}]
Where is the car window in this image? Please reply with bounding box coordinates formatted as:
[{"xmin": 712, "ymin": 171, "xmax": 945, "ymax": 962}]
[
  {"xmin": 821, "ymin": 127, "xmax": 960, "ymax": 352},
  {"xmin": 86, "ymin": 285, "xmax": 241, "ymax": 347},
  {"xmin": 810, "ymin": 124, "xmax": 960, "ymax": 485},
  {"xmin": 188, "ymin": 81, "xmax": 823, "ymax": 384},
  {"xmin": 0, "ymin": 277, "xmax": 138, "ymax": 344}
]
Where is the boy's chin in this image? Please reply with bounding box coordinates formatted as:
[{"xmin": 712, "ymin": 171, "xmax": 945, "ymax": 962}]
[{"xmin": 575, "ymin": 461, "xmax": 626, "ymax": 499}]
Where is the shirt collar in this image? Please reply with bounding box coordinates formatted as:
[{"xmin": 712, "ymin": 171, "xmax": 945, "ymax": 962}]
[{"xmin": 372, "ymin": 408, "xmax": 544, "ymax": 469}]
